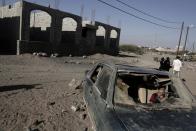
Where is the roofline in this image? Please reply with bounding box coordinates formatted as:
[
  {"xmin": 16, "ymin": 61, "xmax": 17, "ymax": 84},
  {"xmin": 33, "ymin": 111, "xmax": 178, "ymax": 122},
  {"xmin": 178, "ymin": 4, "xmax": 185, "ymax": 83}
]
[{"xmin": 115, "ymin": 64, "xmax": 169, "ymax": 76}]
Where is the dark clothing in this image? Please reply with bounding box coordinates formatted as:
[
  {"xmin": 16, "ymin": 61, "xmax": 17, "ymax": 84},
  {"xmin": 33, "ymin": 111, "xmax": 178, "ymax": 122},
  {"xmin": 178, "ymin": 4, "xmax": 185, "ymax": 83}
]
[
  {"xmin": 164, "ymin": 59, "xmax": 171, "ymax": 71},
  {"xmin": 159, "ymin": 60, "xmax": 165, "ymax": 70},
  {"xmin": 150, "ymin": 93, "xmax": 165, "ymax": 103},
  {"xmin": 150, "ymin": 93, "xmax": 160, "ymax": 103}
]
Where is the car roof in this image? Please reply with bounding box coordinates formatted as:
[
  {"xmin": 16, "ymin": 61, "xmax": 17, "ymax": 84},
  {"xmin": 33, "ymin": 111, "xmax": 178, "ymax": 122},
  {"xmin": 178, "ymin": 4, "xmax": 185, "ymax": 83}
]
[{"xmin": 116, "ymin": 64, "xmax": 169, "ymax": 76}]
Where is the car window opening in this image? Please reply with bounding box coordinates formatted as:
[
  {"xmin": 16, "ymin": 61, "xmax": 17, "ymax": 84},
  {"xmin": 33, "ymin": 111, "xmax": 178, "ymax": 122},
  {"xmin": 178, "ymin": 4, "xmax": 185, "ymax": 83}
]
[
  {"xmin": 96, "ymin": 66, "xmax": 113, "ymax": 100},
  {"xmin": 114, "ymin": 72, "xmax": 182, "ymax": 108},
  {"xmin": 91, "ymin": 66, "xmax": 103, "ymax": 83}
]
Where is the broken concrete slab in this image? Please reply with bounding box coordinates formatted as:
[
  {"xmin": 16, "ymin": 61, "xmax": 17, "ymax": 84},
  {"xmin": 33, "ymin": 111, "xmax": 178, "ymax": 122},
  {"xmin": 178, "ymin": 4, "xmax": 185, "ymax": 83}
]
[{"xmin": 68, "ymin": 79, "xmax": 82, "ymax": 89}]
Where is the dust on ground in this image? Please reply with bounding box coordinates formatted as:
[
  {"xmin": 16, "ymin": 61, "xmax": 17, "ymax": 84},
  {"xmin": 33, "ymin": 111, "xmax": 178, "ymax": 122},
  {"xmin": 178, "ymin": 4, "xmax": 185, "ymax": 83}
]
[{"xmin": 0, "ymin": 52, "xmax": 195, "ymax": 131}]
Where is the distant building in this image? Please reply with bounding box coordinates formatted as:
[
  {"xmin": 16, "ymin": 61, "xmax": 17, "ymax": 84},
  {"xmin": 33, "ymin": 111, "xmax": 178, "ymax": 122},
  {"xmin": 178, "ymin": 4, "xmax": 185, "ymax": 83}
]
[{"xmin": 155, "ymin": 47, "xmax": 176, "ymax": 53}]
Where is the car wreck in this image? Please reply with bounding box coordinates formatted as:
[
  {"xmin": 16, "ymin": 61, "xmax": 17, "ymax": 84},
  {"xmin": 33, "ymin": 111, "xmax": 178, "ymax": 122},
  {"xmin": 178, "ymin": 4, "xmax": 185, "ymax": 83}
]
[{"xmin": 82, "ymin": 62, "xmax": 196, "ymax": 131}]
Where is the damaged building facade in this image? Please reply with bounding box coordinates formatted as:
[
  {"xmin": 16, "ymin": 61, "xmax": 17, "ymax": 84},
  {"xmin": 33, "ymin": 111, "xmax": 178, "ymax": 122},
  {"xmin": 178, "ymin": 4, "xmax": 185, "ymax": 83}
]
[{"xmin": 0, "ymin": 1, "xmax": 120, "ymax": 56}]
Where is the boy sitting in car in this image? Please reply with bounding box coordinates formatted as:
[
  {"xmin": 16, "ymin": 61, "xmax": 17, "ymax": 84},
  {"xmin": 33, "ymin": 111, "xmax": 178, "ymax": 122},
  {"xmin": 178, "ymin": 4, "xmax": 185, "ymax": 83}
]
[{"xmin": 150, "ymin": 87, "xmax": 167, "ymax": 103}]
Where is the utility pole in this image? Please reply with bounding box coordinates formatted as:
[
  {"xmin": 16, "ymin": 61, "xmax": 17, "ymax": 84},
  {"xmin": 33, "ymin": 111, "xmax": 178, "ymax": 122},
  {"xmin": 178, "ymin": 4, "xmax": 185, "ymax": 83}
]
[
  {"xmin": 183, "ymin": 26, "xmax": 189, "ymax": 54},
  {"xmin": 106, "ymin": 16, "xmax": 110, "ymax": 25},
  {"xmin": 193, "ymin": 42, "xmax": 195, "ymax": 53},
  {"xmin": 91, "ymin": 9, "xmax": 95, "ymax": 25},
  {"xmin": 182, "ymin": 26, "xmax": 190, "ymax": 61},
  {"xmin": 118, "ymin": 20, "xmax": 121, "ymax": 28},
  {"xmin": 80, "ymin": 4, "xmax": 84, "ymax": 20},
  {"xmin": 33, "ymin": 11, "xmax": 35, "ymax": 27},
  {"xmin": 176, "ymin": 22, "xmax": 184, "ymax": 57}
]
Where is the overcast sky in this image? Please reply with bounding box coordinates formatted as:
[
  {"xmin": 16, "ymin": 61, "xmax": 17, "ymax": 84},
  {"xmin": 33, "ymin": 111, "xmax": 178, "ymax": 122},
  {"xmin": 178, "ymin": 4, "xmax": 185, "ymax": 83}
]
[{"xmin": 7, "ymin": 0, "xmax": 196, "ymax": 49}]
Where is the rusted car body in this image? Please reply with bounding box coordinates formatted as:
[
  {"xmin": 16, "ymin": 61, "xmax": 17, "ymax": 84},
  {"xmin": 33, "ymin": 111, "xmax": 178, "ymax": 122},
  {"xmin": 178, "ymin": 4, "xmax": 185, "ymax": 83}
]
[{"xmin": 83, "ymin": 62, "xmax": 196, "ymax": 131}]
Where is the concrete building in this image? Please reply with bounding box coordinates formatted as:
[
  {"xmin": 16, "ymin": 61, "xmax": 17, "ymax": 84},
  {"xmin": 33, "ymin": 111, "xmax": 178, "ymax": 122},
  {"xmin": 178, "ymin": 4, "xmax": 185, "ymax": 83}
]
[{"xmin": 0, "ymin": 1, "xmax": 120, "ymax": 56}]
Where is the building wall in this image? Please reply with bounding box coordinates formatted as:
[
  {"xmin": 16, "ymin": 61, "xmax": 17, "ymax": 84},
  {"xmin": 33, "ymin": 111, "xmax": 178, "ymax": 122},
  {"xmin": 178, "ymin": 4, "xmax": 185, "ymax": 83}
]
[
  {"xmin": 62, "ymin": 18, "xmax": 77, "ymax": 31},
  {"xmin": 0, "ymin": 17, "xmax": 20, "ymax": 54},
  {"xmin": 0, "ymin": 2, "xmax": 21, "ymax": 18},
  {"xmin": 0, "ymin": 1, "xmax": 120, "ymax": 56},
  {"xmin": 30, "ymin": 11, "xmax": 51, "ymax": 30},
  {"xmin": 30, "ymin": 11, "xmax": 77, "ymax": 31}
]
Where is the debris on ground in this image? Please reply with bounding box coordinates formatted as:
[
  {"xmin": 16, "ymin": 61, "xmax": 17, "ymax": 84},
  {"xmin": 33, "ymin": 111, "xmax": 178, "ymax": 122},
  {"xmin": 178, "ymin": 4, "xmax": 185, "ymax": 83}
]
[
  {"xmin": 50, "ymin": 53, "xmax": 59, "ymax": 58},
  {"xmin": 48, "ymin": 102, "xmax": 55, "ymax": 106},
  {"xmin": 76, "ymin": 61, "xmax": 81, "ymax": 64},
  {"xmin": 68, "ymin": 79, "xmax": 82, "ymax": 89},
  {"xmin": 79, "ymin": 103, "xmax": 86, "ymax": 112},
  {"xmin": 71, "ymin": 105, "xmax": 79, "ymax": 112},
  {"xmin": 33, "ymin": 52, "xmax": 37, "ymax": 56},
  {"xmin": 83, "ymin": 55, "xmax": 87, "ymax": 59},
  {"xmin": 84, "ymin": 127, "xmax": 88, "ymax": 131},
  {"xmin": 33, "ymin": 120, "xmax": 45, "ymax": 126},
  {"xmin": 33, "ymin": 52, "xmax": 48, "ymax": 57},
  {"xmin": 80, "ymin": 113, "xmax": 87, "ymax": 120},
  {"xmin": 29, "ymin": 119, "xmax": 45, "ymax": 131}
]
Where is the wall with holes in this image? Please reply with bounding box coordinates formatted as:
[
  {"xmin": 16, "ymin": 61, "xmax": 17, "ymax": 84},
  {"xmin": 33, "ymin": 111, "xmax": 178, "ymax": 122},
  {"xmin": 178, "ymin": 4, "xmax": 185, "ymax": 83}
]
[
  {"xmin": 0, "ymin": 17, "xmax": 20, "ymax": 54},
  {"xmin": 0, "ymin": 2, "xmax": 21, "ymax": 18},
  {"xmin": 0, "ymin": 1, "xmax": 121, "ymax": 56}
]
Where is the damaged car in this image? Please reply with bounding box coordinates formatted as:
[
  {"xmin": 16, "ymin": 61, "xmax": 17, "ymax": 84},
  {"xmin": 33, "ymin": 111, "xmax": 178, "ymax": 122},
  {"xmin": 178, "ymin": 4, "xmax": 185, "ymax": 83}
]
[{"xmin": 82, "ymin": 62, "xmax": 196, "ymax": 131}]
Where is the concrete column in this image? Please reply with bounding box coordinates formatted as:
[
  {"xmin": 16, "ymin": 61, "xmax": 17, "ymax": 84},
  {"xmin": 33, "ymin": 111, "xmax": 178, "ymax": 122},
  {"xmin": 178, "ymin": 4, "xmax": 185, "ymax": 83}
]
[
  {"xmin": 17, "ymin": 40, "xmax": 28, "ymax": 55},
  {"xmin": 20, "ymin": 6, "xmax": 30, "ymax": 41},
  {"xmin": 75, "ymin": 21, "xmax": 82, "ymax": 55},
  {"xmin": 18, "ymin": 2, "xmax": 30, "ymax": 55},
  {"xmin": 87, "ymin": 28, "xmax": 96, "ymax": 54},
  {"xmin": 50, "ymin": 14, "xmax": 62, "ymax": 53},
  {"xmin": 115, "ymin": 30, "xmax": 121, "ymax": 55},
  {"xmin": 105, "ymin": 27, "xmax": 111, "ymax": 52}
]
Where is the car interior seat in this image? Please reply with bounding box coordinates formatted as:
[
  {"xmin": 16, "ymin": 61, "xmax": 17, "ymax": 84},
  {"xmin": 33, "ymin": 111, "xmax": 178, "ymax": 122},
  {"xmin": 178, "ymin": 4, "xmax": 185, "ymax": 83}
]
[
  {"xmin": 114, "ymin": 85, "xmax": 135, "ymax": 105},
  {"xmin": 138, "ymin": 88, "xmax": 158, "ymax": 104}
]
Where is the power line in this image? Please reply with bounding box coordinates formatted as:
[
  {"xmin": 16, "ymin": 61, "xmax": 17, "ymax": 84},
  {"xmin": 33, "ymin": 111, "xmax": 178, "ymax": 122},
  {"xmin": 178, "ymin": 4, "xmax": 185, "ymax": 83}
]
[
  {"xmin": 91, "ymin": 9, "xmax": 96, "ymax": 25},
  {"xmin": 97, "ymin": 0, "xmax": 179, "ymax": 29},
  {"xmin": 80, "ymin": 4, "xmax": 84, "ymax": 19},
  {"xmin": 115, "ymin": 0, "xmax": 180, "ymax": 24}
]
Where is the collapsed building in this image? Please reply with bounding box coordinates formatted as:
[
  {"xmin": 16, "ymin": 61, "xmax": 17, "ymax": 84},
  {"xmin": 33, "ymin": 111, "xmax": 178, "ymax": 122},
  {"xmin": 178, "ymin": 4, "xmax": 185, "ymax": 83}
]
[{"xmin": 0, "ymin": 1, "xmax": 120, "ymax": 56}]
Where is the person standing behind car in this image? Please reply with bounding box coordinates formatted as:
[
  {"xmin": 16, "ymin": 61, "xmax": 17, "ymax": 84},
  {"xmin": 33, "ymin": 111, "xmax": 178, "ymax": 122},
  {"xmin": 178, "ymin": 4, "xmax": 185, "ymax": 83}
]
[
  {"xmin": 173, "ymin": 56, "xmax": 182, "ymax": 77},
  {"xmin": 159, "ymin": 57, "xmax": 165, "ymax": 70},
  {"xmin": 164, "ymin": 57, "xmax": 172, "ymax": 71}
]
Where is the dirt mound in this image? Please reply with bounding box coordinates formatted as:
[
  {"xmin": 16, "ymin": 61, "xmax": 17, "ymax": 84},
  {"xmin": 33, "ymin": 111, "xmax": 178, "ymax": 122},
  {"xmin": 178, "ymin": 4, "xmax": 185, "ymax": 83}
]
[
  {"xmin": 0, "ymin": 55, "xmax": 92, "ymax": 131},
  {"xmin": 89, "ymin": 53, "xmax": 113, "ymax": 59}
]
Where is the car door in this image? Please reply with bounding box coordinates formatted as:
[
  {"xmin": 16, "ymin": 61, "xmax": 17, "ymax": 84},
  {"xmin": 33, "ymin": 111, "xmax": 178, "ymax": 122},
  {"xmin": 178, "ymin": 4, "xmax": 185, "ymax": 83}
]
[
  {"xmin": 83, "ymin": 64, "xmax": 104, "ymax": 128},
  {"xmin": 93, "ymin": 64, "xmax": 116, "ymax": 131}
]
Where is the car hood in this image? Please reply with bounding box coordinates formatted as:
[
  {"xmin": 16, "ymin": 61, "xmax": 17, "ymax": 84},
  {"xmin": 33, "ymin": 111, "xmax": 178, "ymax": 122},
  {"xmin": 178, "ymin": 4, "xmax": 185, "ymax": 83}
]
[{"xmin": 114, "ymin": 106, "xmax": 196, "ymax": 131}]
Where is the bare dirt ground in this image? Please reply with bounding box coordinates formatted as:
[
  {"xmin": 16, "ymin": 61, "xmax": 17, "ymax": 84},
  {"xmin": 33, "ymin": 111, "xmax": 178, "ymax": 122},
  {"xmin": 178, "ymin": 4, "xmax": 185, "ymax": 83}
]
[{"xmin": 0, "ymin": 52, "xmax": 195, "ymax": 131}]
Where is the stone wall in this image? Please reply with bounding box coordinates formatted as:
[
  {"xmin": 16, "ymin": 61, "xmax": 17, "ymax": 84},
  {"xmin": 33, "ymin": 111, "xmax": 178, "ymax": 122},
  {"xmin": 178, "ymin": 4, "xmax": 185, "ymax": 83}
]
[
  {"xmin": 0, "ymin": 17, "xmax": 20, "ymax": 54},
  {"xmin": 30, "ymin": 11, "xmax": 51, "ymax": 30},
  {"xmin": 0, "ymin": 2, "xmax": 21, "ymax": 18},
  {"xmin": 0, "ymin": 1, "xmax": 120, "ymax": 56},
  {"xmin": 30, "ymin": 11, "xmax": 78, "ymax": 31}
]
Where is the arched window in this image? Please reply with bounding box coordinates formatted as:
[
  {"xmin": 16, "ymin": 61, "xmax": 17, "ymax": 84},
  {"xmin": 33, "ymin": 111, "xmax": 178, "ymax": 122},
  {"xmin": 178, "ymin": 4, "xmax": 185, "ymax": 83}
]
[
  {"xmin": 110, "ymin": 29, "xmax": 118, "ymax": 39},
  {"xmin": 30, "ymin": 10, "xmax": 51, "ymax": 30},
  {"xmin": 62, "ymin": 17, "xmax": 77, "ymax": 31},
  {"xmin": 96, "ymin": 26, "xmax": 106, "ymax": 38}
]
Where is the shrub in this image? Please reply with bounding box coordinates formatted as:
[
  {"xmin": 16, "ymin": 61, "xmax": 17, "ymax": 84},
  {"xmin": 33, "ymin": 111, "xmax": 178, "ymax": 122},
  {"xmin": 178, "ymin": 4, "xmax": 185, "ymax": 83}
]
[{"xmin": 120, "ymin": 44, "xmax": 144, "ymax": 55}]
